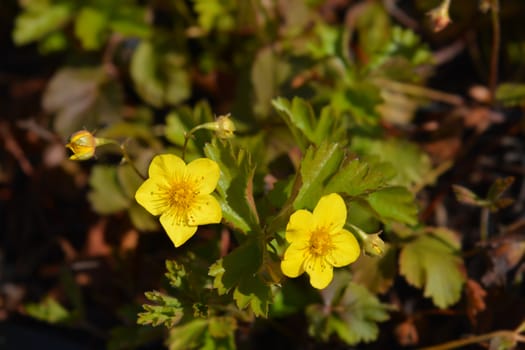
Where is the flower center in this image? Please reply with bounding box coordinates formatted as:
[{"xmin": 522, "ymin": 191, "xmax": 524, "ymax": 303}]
[
  {"xmin": 308, "ymin": 228, "xmax": 333, "ymax": 257},
  {"xmin": 167, "ymin": 178, "xmax": 200, "ymax": 223}
]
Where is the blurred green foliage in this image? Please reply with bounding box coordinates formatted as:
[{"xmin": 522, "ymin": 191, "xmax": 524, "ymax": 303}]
[{"xmin": 11, "ymin": 0, "xmax": 525, "ymax": 348}]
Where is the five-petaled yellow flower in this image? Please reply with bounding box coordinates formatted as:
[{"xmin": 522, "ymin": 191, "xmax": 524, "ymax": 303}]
[
  {"xmin": 281, "ymin": 193, "xmax": 361, "ymax": 289},
  {"xmin": 135, "ymin": 154, "xmax": 222, "ymax": 247}
]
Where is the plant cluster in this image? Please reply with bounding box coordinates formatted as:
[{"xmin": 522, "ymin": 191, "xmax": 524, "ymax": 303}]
[{"xmin": 6, "ymin": 0, "xmax": 525, "ymax": 349}]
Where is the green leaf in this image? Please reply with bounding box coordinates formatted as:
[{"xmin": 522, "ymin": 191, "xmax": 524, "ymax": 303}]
[
  {"xmin": 272, "ymin": 97, "xmax": 312, "ymax": 150},
  {"xmin": 110, "ymin": 6, "xmax": 150, "ymax": 38},
  {"xmin": 307, "ymin": 276, "xmax": 390, "ymax": 345},
  {"xmin": 367, "ymin": 26, "xmax": 433, "ymax": 79},
  {"xmin": 452, "ymin": 184, "xmax": 487, "ymax": 207},
  {"xmin": 331, "ymin": 83, "xmax": 383, "ymax": 127},
  {"xmin": 252, "ymin": 48, "xmax": 290, "ymax": 117},
  {"xmin": 294, "ymin": 142, "xmax": 343, "ymax": 209},
  {"xmin": 324, "ymin": 157, "xmax": 392, "ymax": 197},
  {"xmin": 352, "ymin": 246, "xmax": 397, "ymax": 294},
  {"xmin": 25, "ymin": 297, "xmax": 71, "ymax": 324},
  {"xmin": 38, "ymin": 31, "xmax": 68, "ymax": 53},
  {"xmin": 192, "ymin": 0, "xmax": 236, "ymax": 32},
  {"xmin": 208, "ymin": 316, "xmax": 237, "ymax": 339},
  {"xmin": 399, "ymin": 228, "xmax": 466, "ymax": 308},
  {"xmin": 209, "ymin": 236, "xmax": 262, "ymax": 294},
  {"xmin": 496, "ymin": 83, "xmax": 525, "ymax": 107},
  {"xmin": 43, "ymin": 67, "xmax": 124, "ymax": 138},
  {"xmin": 13, "ymin": 4, "xmax": 72, "ymax": 46},
  {"xmin": 366, "ymin": 186, "xmax": 418, "ymax": 226},
  {"xmin": 487, "ymin": 177, "xmax": 514, "ymax": 203},
  {"xmin": 167, "ymin": 319, "xmax": 209, "ymax": 350},
  {"xmin": 88, "ymin": 165, "xmax": 130, "ymax": 214},
  {"xmin": 204, "ymin": 139, "xmax": 260, "ymax": 233},
  {"xmin": 232, "ymin": 273, "xmax": 271, "ymax": 317},
  {"xmin": 165, "ymin": 260, "xmax": 187, "ymax": 288},
  {"xmin": 131, "ymin": 41, "xmax": 190, "ymax": 107},
  {"xmin": 137, "ymin": 291, "xmax": 184, "ymax": 328},
  {"xmin": 128, "ymin": 203, "xmax": 159, "ymax": 231},
  {"xmin": 117, "ymin": 163, "xmax": 144, "ymax": 199},
  {"xmin": 74, "ymin": 7, "xmax": 108, "ymax": 50},
  {"xmin": 351, "ymin": 136, "xmax": 434, "ymax": 188},
  {"xmin": 164, "ymin": 101, "xmax": 215, "ymax": 155},
  {"xmin": 272, "ymin": 97, "xmax": 344, "ymax": 150},
  {"xmin": 209, "ymin": 236, "xmax": 270, "ymax": 316},
  {"xmin": 166, "ymin": 316, "xmax": 236, "ymax": 350},
  {"xmin": 354, "ymin": 2, "xmax": 391, "ymax": 59}
]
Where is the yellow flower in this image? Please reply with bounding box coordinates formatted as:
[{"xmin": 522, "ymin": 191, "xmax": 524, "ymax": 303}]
[
  {"xmin": 135, "ymin": 154, "xmax": 222, "ymax": 247},
  {"xmin": 281, "ymin": 193, "xmax": 360, "ymax": 289},
  {"xmin": 66, "ymin": 130, "xmax": 97, "ymax": 160}
]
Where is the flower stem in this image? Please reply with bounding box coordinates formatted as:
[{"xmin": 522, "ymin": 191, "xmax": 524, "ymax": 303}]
[
  {"xmin": 181, "ymin": 125, "xmax": 207, "ymax": 161},
  {"xmin": 120, "ymin": 142, "xmax": 146, "ymax": 180}
]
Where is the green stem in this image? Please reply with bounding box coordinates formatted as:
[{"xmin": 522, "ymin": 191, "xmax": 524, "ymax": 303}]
[
  {"xmin": 418, "ymin": 330, "xmax": 521, "ymax": 350},
  {"xmin": 181, "ymin": 124, "xmax": 209, "ymax": 161},
  {"xmin": 120, "ymin": 142, "xmax": 146, "ymax": 180},
  {"xmin": 489, "ymin": 0, "xmax": 500, "ymax": 103}
]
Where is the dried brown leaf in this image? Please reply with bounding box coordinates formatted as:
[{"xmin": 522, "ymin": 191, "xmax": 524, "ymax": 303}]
[{"xmin": 465, "ymin": 279, "xmax": 487, "ymax": 325}]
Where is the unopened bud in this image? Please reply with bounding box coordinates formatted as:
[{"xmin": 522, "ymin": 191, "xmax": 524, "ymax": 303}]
[
  {"xmin": 198, "ymin": 114, "xmax": 236, "ymax": 139},
  {"xmin": 65, "ymin": 130, "xmax": 114, "ymax": 160},
  {"xmin": 362, "ymin": 232, "xmax": 385, "ymax": 257},
  {"xmin": 427, "ymin": 0, "xmax": 452, "ymax": 32},
  {"xmin": 349, "ymin": 224, "xmax": 385, "ymax": 257},
  {"xmin": 214, "ymin": 114, "xmax": 236, "ymax": 139}
]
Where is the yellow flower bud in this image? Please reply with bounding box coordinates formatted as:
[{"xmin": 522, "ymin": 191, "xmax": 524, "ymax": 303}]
[
  {"xmin": 65, "ymin": 130, "xmax": 115, "ymax": 160},
  {"xmin": 348, "ymin": 224, "xmax": 385, "ymax": 257},
  {"xmin": 362, "ymin": 232, "xmax": 386, "ymax": 257},
  {"xmin": 66, "ymin": 130, "xmax": 97, "ymax": 160},
  {"xmin": 214, "ymin": 114, "xmax": 236, "ymax": 139}
]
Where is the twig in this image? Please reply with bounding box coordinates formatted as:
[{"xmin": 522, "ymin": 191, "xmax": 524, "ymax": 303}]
[
  {"xmin": 0, "ymin": 121, "xmax": 34, "ymax": 176},
  {"xmin": 372, "ymin": 78, "xmax": 464, "ymax": 106},
  {"xmin": 489, "ymin": 0, "xmax": 500, "ymax": 103},
  {"xmin": 383, "ymin": 0, "xmax": 419, "ymax": 30},
  {"xmin": 419, "ymin": 330, "xmax": 522, "ymax": 350}
]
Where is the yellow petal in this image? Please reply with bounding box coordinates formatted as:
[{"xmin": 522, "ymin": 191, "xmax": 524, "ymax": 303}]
[
  {"xmin": 135, "ymin": 178, "xmax": 169, "ymax": 216},
  {"xmin": 305, "ymin": 256, "xmax": 333, "ymax": 289},
  {"xmin": 281, "ymin": 244, "xmax": 306, "ymax": 278},
  {"xmin": 160, "ymin": 213, "xmax": 198, "ymax": 247},
  {"xmin": 187, "ymin": 194, "xmax": 222, "ymax": 225},
  {"xmin": 148, "ymin": 154, "xmax": 185, "ymax": 179},
  {"xmin": 285, "ymin": 209, "xmax": 314, "ymax": 243},
  {"xmin": 326, "ymin": 229, "xmax": 361, "ymax": 267},
  {"xmin": 313, "ymin": 193, "xmax": 346, "ymax": 233},
  {"xmin": 186, "ymin": 158, "xmax": 220, "ymax": 194}
]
